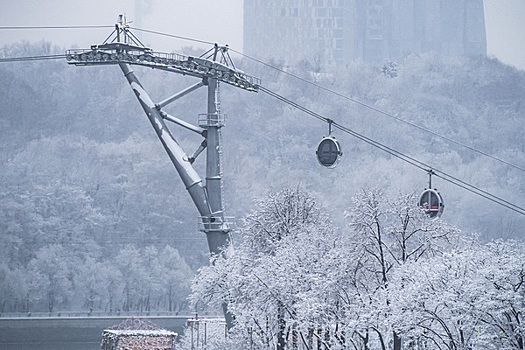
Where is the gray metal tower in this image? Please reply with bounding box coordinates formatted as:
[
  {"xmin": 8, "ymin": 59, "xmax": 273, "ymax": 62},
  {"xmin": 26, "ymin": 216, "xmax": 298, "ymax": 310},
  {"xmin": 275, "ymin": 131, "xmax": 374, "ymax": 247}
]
[{"xmin": 66, "ymin": 16, "xmax": 260, "ymax": 328}]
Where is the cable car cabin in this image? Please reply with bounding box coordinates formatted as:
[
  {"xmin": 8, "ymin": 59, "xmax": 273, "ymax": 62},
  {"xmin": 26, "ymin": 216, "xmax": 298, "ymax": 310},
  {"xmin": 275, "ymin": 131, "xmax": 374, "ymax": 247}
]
[
  {"xmin": 316, "ymin": 136, "xmax": 342, "ymax": 168},
  {"xmin": 418, "ymin": 189, "xmax": 444, "ymax": 218}
]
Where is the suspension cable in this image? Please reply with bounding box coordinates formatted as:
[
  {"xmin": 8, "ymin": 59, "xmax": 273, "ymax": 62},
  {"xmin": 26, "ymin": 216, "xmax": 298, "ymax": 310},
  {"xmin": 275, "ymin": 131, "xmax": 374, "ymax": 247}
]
[
  {"xmin": 0, "ymin": 25, "xmax": 523, "ymax": 215},
  {"xmin": 1, "ymin": 23, "xmax": 517, "ymax": 171},
  {"xmin": 0, "ymin": 25, "xmax": 113, "ymax": 30},
  {"xmin": 129, "ymin": 26, "xmax": 215, "ymax": 46},
  {"xmin": 0, "ymin": 54, "xmax": 66, "ymax": 62},
  {"xmin": 231, "ymin": 48, "xmax": 525, "ymax": 173},
  {"xmin": 259, "ymin": 85, "xmax": 525, "ymax": 216}
]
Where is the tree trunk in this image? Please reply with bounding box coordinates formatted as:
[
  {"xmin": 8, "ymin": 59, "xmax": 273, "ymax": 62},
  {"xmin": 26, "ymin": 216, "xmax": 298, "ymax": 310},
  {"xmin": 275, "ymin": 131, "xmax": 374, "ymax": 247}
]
[
  {"xmin": 168, "ymin": 285, "xmax": 172, "ymax": 312},
  {"xmin": 277, "ymin": 301, "xmax": 287, "ymax": 350},
  {"xmin": 393, "ymin": 331, "xmax": 402, "ymax": 350}
]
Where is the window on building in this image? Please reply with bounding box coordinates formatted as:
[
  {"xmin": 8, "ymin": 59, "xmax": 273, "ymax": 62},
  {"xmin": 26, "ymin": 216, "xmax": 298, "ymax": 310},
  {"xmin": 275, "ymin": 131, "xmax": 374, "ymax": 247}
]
[
  {"xmin": 316, "ymin": 8, "xmax": 327, "ymax": 17},
  {"xmin": 332, "ymin": 8, "xmax": 343, "ymax": 17}
]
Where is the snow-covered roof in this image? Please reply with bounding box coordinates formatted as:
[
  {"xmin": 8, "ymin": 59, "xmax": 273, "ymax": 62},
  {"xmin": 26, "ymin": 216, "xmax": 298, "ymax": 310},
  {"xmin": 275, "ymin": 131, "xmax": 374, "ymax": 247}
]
[{"xmin": 103, "ymin": 329, "xmax": 176, "ymax": 336}]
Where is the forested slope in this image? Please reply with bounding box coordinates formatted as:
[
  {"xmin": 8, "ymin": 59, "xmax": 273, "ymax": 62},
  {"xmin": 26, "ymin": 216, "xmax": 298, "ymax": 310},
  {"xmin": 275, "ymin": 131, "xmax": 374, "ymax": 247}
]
[{"xmin": 0, "ymin": 41, "xmax": 524, "ymax": 313}]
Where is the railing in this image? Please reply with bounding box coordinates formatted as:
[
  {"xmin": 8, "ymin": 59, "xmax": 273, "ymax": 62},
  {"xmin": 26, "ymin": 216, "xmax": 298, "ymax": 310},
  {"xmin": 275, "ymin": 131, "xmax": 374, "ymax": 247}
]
[
  {"xmin": 0, "ymin": 311, "xmax": 208, "ymax": 318},
  {"xmin": 186, "ymin": 317, "xmax": 227, "ymax": 349},
  {"xmin": 198, "ymin": 113, "xmax": 226, "ymax": 128},
  {"xmin": 65, "ymin": 44, "xmax": 260, "ymax": 92},
  {"xmin": 198, "ymin": 216, "xmax": 235, "ymax": 233},
  {"xmin": 66, "ymin": 48, "xmax": 188, "ymax": 67}
]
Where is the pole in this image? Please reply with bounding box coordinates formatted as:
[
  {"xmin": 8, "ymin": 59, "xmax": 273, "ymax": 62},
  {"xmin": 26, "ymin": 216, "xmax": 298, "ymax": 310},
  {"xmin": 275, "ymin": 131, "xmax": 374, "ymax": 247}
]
[
  {"xmin": 205, "ymin": 75, "xmax": 234, "ymax": 329},
  {"xmin": 67, "ymin": 24, "xmax": 259, "ymax": 334},
  {"xmin": 120, "ymin": 62, "xmax": 234, "ymax": 329}
]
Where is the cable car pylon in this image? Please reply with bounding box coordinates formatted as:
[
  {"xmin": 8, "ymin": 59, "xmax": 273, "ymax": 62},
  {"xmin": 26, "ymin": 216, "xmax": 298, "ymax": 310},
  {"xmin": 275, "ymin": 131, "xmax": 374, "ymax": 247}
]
[
  {"xmin": 65, "ymin": 15, "xmax": 260, "ymax": 329},
  {"xmin": 418, "ymin": 169, "xmax": 445, "ymax": 218}
]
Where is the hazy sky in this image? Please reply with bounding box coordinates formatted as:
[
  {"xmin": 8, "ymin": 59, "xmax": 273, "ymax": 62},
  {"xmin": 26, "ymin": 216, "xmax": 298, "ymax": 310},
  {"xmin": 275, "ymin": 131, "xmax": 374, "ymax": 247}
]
[{"xmin": 0, "ymin": 0, "xmax": 524, "ymax": 70}]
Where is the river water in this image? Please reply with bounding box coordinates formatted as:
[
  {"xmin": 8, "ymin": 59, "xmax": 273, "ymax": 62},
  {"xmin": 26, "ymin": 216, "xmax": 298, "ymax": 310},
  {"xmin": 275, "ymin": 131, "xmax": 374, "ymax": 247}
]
[
  {"xmin": 0, "ymin": 316, "xmax": 188, "ymax": 350},
  {"xmin": 1, "ymin": 326, "xmax": 102, "ymax": 350}
]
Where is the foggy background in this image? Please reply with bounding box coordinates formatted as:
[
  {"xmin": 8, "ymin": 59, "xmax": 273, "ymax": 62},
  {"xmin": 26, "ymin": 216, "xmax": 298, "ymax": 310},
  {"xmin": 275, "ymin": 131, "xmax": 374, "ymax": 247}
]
[
  {"xmin": 0, "ymin": 0, "xmax": 524, "ymax": 70},
  {"xmin": 1, "ymin": 0, "xmax": 525, "ymax": 339}
]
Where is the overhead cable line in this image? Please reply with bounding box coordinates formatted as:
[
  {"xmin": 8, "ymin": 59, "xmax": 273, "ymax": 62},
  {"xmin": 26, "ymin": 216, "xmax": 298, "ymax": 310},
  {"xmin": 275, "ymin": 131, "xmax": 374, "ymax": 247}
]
[
  {"xmin": 0, "ymin": 54, "xmax": 66, "ymax": 62},
  {"xmin": 231, "ymin": 48, "xmax": 525, "ymax": 174},
  {"xmin": 259, "ymin": 85, "xmax": 525, "ymax": 216},
  {"xmin": 0, "ymin": 25, "xmax": 523, "ymax": 214},
  {"xmin": 259, "ymin": 86, "xmax": 426, "ymax": 169},
  {"xmin": 86, "ymin": 25, "xmax": 523, "ymax": 173},
  {"xmin": 129, "ymin": 26, "xmax": 215, "ymax": 46},
  {"xmin": 1, "ymin": 25, "xmax": 522, "ymax": 172},
  {"xmin": 0, "ymin": 25, "xmax": 113, "ymax": 30},
  {"xmin": 430, "ymin": 171, "xmax": 525, "ymax": 215}
]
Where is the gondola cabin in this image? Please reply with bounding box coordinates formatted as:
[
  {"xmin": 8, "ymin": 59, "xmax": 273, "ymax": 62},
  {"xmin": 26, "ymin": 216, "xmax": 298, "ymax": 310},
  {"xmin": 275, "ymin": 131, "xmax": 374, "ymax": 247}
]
[
  {"xmin": 418, "ymin": 188, "xmax": 444, "ymax": 218},
  {"xmin": 316, "ymin": 136, "xmax": 342, "ymax": 168}
]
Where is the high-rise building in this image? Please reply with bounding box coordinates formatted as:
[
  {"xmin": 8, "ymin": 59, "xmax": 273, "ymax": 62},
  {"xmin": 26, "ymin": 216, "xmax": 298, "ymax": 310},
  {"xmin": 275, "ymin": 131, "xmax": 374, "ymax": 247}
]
[{"xmin": 243, "ymin": 0, "xmax": 487, "ymax": 66}]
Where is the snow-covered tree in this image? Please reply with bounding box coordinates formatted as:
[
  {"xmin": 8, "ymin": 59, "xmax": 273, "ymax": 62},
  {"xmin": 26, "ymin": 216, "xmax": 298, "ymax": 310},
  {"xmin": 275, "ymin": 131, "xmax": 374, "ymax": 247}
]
[
  {"xmin": 190, "ymin": 187, "xmax": 336, "ymax": 349},
  {"xmin": 388, "ymin": 240, "xmax": 525, "ymax": 350},
  {"xmin": 157, "ymin": 245, "xmax": 193, "ymax": 313},
  {"xmin": 27, "ymin": 244, "xmax": 75, "ymax": 312},
  {"xmin": 0, "ymin": 263, "xmax": 27, "ymax": 312},
  {"xmin": 338, "ymin": 188, "xmax": 462, "ymax": 350},
  {"xmin": 188, "ymin": 188, "xmax": 471, "ymax": 350}
]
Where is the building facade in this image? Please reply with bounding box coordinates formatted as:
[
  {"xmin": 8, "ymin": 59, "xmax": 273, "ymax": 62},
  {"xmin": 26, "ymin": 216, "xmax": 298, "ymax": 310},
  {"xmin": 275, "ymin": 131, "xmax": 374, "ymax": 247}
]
[{"xmin": 243, "ymin": 0, "xmax": 487, "ymax": 66}]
